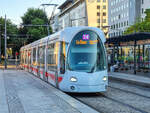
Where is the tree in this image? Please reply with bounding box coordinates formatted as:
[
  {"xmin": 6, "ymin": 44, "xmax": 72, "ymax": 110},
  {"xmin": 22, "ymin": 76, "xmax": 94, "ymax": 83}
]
[
  {"xmin": 0, "ymin": 17, "xmax": 18, "ymax": 58},
  {"xmin": 124, "ymin": 8, "xmax": 150, "ymax": 35},
  {"xmin": 21, "ymin": 8, "xmax": 52, "ymax": 43},
  {"xmin": 145, "ymin": 9, "xmax": 150, "ymax": 22}
]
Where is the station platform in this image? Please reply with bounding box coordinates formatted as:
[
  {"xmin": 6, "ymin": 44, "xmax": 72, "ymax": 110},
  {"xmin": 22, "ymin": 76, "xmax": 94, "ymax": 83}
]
[
  {"xmin": 109, "ymin": 72, "xmax": 150, "ymax": 87},
  {"xmin": 0, "ymin": 70, "xmax": 98, "ymax": 113}
]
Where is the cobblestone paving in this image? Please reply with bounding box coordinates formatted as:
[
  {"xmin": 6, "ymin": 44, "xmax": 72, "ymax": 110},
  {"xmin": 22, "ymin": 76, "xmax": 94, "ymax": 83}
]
[
  {"xmin": 3, "ymin": 73, "xmax": 25, "ymax": 113},
  {"xmin": 1, "ymin": 70, "xmax": 81, "ymax": 113},
  {"xmin": 73, "ymin": 80, "xmax": 150, "ymax": 113}
]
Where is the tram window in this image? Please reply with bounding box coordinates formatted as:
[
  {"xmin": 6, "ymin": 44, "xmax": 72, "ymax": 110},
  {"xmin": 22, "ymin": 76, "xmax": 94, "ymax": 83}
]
[
  {"xmin": 32, "ymin": 48, "xmax": 36, "ymax": 65},
  {"xmin": 67, "ymin": 30, "xmax": 107, "ymax": 73},
  {"xmin": 22, "ymin": 52, "xmax": 24, "ymax": 64},
  {"xmin": 23, "ymin": 51, "xmax": 25, "ymax": 64},
  {"xmin": 29, "ymin": 50, "xmax": 31, "ymax": 65},
  {"xmin": 38, "ymin": 46, "xmax": 45, "ymax": 68},
  {"xmin": 47, "ymin": 42, "xmax": 59, "ymax": 71},
  {"xmin": 25, "ymin": 51, "xmax": 28, "ymax": 64}
]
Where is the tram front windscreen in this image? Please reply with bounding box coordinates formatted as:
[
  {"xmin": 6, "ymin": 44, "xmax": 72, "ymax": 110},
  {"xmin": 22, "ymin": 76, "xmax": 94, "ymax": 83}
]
[{"xmin": 67, "ymin": 30, "xmax": 107, "ymax": 73}]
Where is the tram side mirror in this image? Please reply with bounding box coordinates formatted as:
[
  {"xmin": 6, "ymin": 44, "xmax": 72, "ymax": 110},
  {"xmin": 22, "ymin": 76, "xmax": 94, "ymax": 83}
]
[
  {"xmin": 60, "ymin": 67, "xmax": 65, "ymax": 74},
  {"xmin": 60, "ymin": 54, "xmax": 65, "ymax": 74}
]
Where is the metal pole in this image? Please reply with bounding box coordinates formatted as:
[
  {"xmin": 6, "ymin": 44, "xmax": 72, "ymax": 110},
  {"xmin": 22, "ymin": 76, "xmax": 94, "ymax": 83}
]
[
  {"xmin": 0, "ymin": 24, "xmax": 1, "ymax": 63},
  {"xmin": 47, "ymin": 25, "xmax": 50, "ymax": 36},
  {"xmin": 113, "ymin": 45, "xmax": 115, "ymax": 65},
  {"xmin": 138, "ymin": 45, "xmax": 140, "ymax": 70},
  {"xmin": 43, "ymin": 6, "xmax": 50, "ymax": 36},
  {"xmin": 143, "ymin": 45, "xmax": 145, "ymax": 68},
  {"xmin": 4, "ymin": 15, "xmax": 7, "ymax": 69},
  {"xmin": 134, "ymin": 40, "xmax": 136, "ymax": 74}
]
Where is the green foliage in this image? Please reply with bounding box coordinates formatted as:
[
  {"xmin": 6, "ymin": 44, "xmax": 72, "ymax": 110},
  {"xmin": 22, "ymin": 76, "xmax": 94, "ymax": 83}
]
[
  {"xmin": 126, "ymin": 56, "xmax": 134, "ymax": 63},
  {"xmin": 124, "ymin": 8, "xmax": 150, "ymax": 35},
  {"xmin": 21, "ymin": 8, "xmax": 52, "ymax": 43},
  {"xmin": 145, "ymin": 9, "xmax": 150, "ymax": 21},
  {"xmin": 118, "ymin": 56, "xmax": 125, "ymax": 61},
  {"xmin": 21, "ymin": 8, "xmax": 48, "ymax": 25},
  {"xmin": 0, "ymin": 17, "xmax": 18, "ymax": 57}
]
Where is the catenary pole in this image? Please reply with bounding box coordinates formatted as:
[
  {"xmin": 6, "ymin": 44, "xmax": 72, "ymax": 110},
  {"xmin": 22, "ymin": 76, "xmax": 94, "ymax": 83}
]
[
  {"xmin": 0, "ymin": 24, "xmax": 1, "ymax": 63},
  {"xmin": 4, "ymin": 15, "xmax": 7, "ymax": 69}
]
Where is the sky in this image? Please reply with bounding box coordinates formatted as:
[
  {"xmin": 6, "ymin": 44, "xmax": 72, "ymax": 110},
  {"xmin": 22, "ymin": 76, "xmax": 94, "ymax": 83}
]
[{"xmin": 0, "ymin": 0, "xmax": 66, "ymax": 25}]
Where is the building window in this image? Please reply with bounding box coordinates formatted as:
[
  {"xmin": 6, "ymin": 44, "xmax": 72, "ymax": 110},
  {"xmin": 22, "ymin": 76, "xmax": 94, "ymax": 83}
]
[
  {"xmin": 118, "ymin": 14, "xmax": 121, "ymax": 19},
  {"xmin": 102, "ymin": 19, "xmax": 106, "ymax": 23},
  {"xmin": 127, "ymin": 21, "xmax": 128, "ymax": 26},
  {"xmin": 119, "ymin": 23, "xmax": 120, "ymax": 28},
  {"xmin": 103, "ymin": 0, "xmax": 106, "ymax": 2},
  {"xmin": 124, "ymin": 21, "xmax": 126, "ymax": 26},
  {"xmin": 103, "ymin": 5, "xmax": 106, "ymax": 9},
  {"xmin": 121, "ymin": 22, "xmax": 123, "ymax": 27},
  {"xmin": 103, "ymin": 12, "xmax": 106, "ymax": 16},
  {"xmin": 97, "ymin": 19, "xmax": 100, "ymax": 23},
  {"xmin": 97, "ymin": 0, "xmax": 100, "ymax": 2},
  {"xmin": 111, "ymin": 25, "xmax": 113, "ymax": 29},
  {"xmin": 142, "ymin": 0, "xmax": 144, "ymax": 4},
  {"xmin": 116, "ymin": 24, "xmax": 118, "ymax": 29},
  {"xmin": 97, "ymin": 12, "xmax": 100, "ymax": 16},
  {"xmin": 97, "ymin": 5, "xmax": 100, "ymax": 9},
  {"xmin": 142, "ymin": 8, "xmax": 144, "ymax": 14}
]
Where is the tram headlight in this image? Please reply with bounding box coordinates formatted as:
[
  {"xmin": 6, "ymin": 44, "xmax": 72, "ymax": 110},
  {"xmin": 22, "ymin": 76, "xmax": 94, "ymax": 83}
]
[
  {"xmin": 70, "ymin": 77, "xmax": 77, "ymax": 82},
  {"xmin": 103, "ymin": 76, "xmax": 107, "ymax": 81}
]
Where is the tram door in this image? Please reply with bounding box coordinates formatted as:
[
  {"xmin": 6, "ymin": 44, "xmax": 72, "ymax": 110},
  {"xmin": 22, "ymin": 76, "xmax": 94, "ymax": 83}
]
[
  {"xmin": 38, "ymin": 45, "xmax": 46, "ymax": 81},
  {"xmin": 47, "ymin": 42, "xmax": 59, "ymax": 87}
]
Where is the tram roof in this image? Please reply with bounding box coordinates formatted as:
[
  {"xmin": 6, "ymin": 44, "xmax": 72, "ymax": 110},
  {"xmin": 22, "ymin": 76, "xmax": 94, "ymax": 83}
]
[
  {"xmin": 20, "ymin": 26, "xmax": 105, "ymax": 50},
  {"xmin": 106, "ymin": 32, "xmax": 150, "ymax": 44}
]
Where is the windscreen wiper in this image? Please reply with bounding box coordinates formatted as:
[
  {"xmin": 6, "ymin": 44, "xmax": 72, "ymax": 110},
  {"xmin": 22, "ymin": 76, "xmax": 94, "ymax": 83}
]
[{"xmin": 88, "ymin": 63, "xmax": 96, "ymax": 73}]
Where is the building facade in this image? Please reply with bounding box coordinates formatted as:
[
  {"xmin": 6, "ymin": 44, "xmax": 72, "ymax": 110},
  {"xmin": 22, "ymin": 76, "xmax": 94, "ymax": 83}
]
[
  {"xmin": 58, "ymin": 0, "xmax": 87, "ymax": 29},
  {"xmin": 57, "ymin": 0, "xmax": 109, "ymax": 37},
  {"xmin": 108, "ymin": 0, "xmax": 150, "ymax": 38},
  {"xmin": 50, "ymin": 14, "xmax": 59, "ymax": 33},
  {"xmin": 108, "ymin": 0, "xmax": 141, "ymax": 38},
  {"xmin": 141, "ymin": 0, "xmax": 150, "ymax": 21}
]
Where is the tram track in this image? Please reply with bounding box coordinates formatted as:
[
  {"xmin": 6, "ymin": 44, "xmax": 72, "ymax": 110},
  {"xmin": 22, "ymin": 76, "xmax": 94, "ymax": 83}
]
[
  {"xmin": 71, "ymin": 92, "xmax": 149, "ymax": 113},
  {"xmin": 72, "ymin": 95, "xmax": 103, "ymax": 113},
  {"xmin": 71, "ymin": 83, "xmax": 150, "ymax": 113},
  {"xmin": 108, "ymin": 86, "xmax": 150, "ymax": 99},
  {"xmin": 97, "ymin": 93, "xmax": 148, "ymax": 113}
]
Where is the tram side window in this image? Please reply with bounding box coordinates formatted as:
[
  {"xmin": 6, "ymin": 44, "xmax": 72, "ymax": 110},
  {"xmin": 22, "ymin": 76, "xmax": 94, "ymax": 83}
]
[
  {"xmin": 25, "ymin": 51, "xmax": 28, "ymax": 64},
  {"xmin": 20, "ymin": 51, "xmax": 23, "ymax": 64},
  {"xmin": 23, "ymin": 51, "xmax": 25, "ymax": 64},
  {"xmin": 47, "ymin": 42, "xmax": 59, "ymax": 71},
  {"xmin": 32, "ymin": 48, "xmax": 36, "ymax": 65},
  {"xmin": 38, "ymin": 46, "xmax": 45, "ymax": 68},
  {"xmin": 20, "ymin": 52, "xmax": 22, "ymax": 64},
  {"xmin": 29, "ymin": 50, "xmax": 31, "ymax": 65}
]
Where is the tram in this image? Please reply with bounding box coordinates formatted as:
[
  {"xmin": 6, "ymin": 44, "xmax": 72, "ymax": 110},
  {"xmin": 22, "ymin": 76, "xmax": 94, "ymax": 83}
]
[{"xmin": 20, "ymin": 27, "xmax": 108, "ymax": 93}]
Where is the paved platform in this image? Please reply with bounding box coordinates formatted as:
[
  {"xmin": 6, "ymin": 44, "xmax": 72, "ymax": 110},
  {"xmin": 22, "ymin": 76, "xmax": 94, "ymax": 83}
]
[
  {"xmin": 109, "ymin": 72, "xmax": 150, "ymax": 87},
  {"xmin": 0, "ymin": 70, "xmax": 98, "ymax": 113}
]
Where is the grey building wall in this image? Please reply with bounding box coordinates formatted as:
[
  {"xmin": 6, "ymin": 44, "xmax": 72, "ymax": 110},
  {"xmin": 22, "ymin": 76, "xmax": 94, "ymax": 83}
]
[
  {"xmin": 58, "ymin": 0, "xmax": 86, "ymax": 30},
  {"xmin": 108, "ymin": 0, "xmax": 141, "ymax": 38}
]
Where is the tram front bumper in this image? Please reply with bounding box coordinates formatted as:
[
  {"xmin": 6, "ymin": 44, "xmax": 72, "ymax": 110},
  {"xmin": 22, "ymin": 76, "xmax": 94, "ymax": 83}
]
[{"xmin": 60, "ymin": 84, "xmax": 107, "ymax": 93}]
